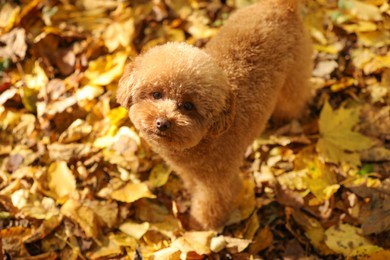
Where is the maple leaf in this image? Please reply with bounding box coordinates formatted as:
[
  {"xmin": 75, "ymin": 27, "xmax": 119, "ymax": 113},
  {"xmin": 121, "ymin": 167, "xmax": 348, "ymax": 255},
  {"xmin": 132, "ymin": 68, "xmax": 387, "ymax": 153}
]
[{"xmin": 316, "ymin": 102, "xmax": 376, "ymax": 166}]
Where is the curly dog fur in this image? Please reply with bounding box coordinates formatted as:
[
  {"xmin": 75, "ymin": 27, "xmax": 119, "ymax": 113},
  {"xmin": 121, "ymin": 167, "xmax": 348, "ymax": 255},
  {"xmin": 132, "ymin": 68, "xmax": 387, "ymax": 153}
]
[{"xmin": 117, "ymin": 0, "xmax": 312, "ymax": 230}]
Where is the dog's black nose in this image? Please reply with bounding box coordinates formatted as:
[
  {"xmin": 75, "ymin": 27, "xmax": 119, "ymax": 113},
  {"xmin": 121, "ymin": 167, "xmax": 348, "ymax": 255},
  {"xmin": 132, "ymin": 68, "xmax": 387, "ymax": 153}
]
[{"xmin": 156, "ymin": 118, "xmax": 171, "ymax": 131}]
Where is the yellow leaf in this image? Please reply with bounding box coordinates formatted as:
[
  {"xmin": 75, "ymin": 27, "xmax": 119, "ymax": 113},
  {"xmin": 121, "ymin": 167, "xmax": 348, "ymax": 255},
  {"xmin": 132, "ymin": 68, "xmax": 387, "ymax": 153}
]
[
  {"xmin": 58, "ymin": 119, "xmax": 92, "ymax": 143},
  {"xmin": 84, "ymin": 51, "xmax": 128, "ymax": 86},
  {"xmin": 111, "ymin": 182, "xmax": 156, "ymax": 203},
  {"xmin": 210, "ymin": 236, "xmax": 227, "ymax": 253},
  {"xmin": 325, "ymin": 223, "xmax": 373, "ymax": 256},
  {"xmin": 358, "ymin": 30, "xmax": 390, "ymax": 47},
  {"xmin": 94, "ymin": 126, "xmax": 140, "ymax": 149},
  {"xmin": 0, "ymin": 4, "xmax": 21, "ymax": 33},
  {"xmin": 348, "ymin": 245, "xmax": 384, "ymax": 259},
  {"xmin": 86, "ymin": 233, "xmax": 124, "ymax": 259},
  {"xmin": 151, "ymin": 247, "xmax": 181, "ymax": 260},
  {"xmin": 107, "ymin": 107, "xmax": 130, "ymax": 127},
  {"xmin": 75, "ymin": 85, "xmax": 104, "ymax": 101},
  {"xmin": 341, "ymin": 0, "xmax": 382, "ymax": 21},
  {"xmin": 21, "ymin": 86, "xmax": 38, "ymax": 113},
  {"xmin": 171, "ymin": 231, "xmax": 215, "ymax": 255},
  {"xmin": 103, "ymin": 19, "xmax": 135, "ymax": 52},
  {"xmin": 24, "ymin": 61, "xmax": 48, "ymax": 91},
  {"xmin": 317, "ymin": 102, "xmax": 376, "ymax": 166},
  {"xmin": 224, "ymin": 237, "xmax": 252, "ymax": 252},
  {"xmin": 149, "ymin": 163, "xmax": 171, "ymax": 188},
  {"xmin": 305, "ymin": 158, "xmax": 340, "ymax": 203},
  {"xmin": 83, "ymin": 200, "xmax": 118, "ymax": 228},
  {"xmin": 342, "ymin": 21, "xmax": 377, "ymax": 33},
  {"xmin": 61, "ymin": 199, "xmax": 99, "ymax": 238},
  {"xmin": 119, "ymin": 221, "xmax": 150, "ymax": 240},
  {"xmin": 47, "ymin": 161, "xmax": 76, "ymax": 200},
  {"xmin": 110, "ymin": 232, "xmax": 138, "ymax": 248}
]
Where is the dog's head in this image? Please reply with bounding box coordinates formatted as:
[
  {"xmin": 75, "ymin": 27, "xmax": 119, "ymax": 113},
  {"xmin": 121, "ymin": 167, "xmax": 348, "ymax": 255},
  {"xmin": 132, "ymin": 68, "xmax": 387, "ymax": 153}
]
[{"xmin": 117, "ymin": 42, "xmax": 236, "ymax": 150}]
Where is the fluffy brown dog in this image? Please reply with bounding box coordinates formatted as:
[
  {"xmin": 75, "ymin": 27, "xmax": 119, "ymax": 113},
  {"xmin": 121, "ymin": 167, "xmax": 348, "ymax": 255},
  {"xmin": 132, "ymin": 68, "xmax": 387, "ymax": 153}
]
[{"xmin": 117, "ymin": 0, "xmax": 312, "ymax": 230}]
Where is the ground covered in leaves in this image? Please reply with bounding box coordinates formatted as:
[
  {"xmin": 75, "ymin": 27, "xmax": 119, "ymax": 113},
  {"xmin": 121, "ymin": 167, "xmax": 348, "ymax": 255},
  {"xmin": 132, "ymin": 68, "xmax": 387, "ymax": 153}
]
[{"xmin": 0, "ymin": 0, "xmax": 390, "ymax": 259}]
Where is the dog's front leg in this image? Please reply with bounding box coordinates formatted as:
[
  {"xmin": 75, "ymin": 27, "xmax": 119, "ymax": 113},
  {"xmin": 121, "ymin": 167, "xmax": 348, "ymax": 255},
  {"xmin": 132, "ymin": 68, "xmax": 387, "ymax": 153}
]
[{"xmin": 186, "ymin": 170, "xmax": 243, "ymax": 230}]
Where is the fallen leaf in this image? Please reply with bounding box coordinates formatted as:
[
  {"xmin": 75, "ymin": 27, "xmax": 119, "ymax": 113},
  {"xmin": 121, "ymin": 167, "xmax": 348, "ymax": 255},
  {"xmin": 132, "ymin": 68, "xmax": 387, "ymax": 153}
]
[
  {"xmin": 47, "ymin": 161, "xmax": 76, "ymax": 200},
  {"xmin": 58, "ymin": 119, "xmax": 92, "ymax": 143},
  {"xmin": 171, "ymin": 231, "xmax": 215, "ymax": 256},
  {"xmin": 362, "ymin": 209, "xmax": 390, "ymax": 235},
  {"xmin": 325, "ymin": 223, "xmax": 373, "ymax": 256},
  {"xmin": 340, "ymin": 0, "xmax": 382, "ymax": 21},
  {"xmin": 210, "ymin": 235, "xmax": 226, "ymax": 253},
  {"xmin": 248, "ymin": 226, "xmax": 273, "ymax": 254},
  {"xmin": 61, "ymin": 199, "xmax": 99, "ymax": 238},
  {"xmin": 0, "ymin": 28, "xmax": 27, "ymax": 60},
  {"xmin": 292, "ymin": 209, "xmax": 334, "ymax": 255},
  {"xmin": 111, "ymin": 182, "xmax": 156, "ymax": 203},
  {"xmin": 305, "ymin": 158, "xmax": 340, "ymax": 203},
  {"xmin": 86, "ymin": 233, "xmax": 124, "ymax": 259},
  {"xmin": 84, "ymin": 51, "xmax": 128, "ymax": 86},
  {"xmin": 119, "ymin": 221, "xmax": 150, "ymax": 240},
  {"xmin": 317, "ymin": 102, "xmax": 376, "ymax": 166},
  {"xmin": 224, "ymin": 237, "xmax": 252, "ymax": 253},
  {"xmin": 83, "ymin": 200, "xmax": 118, "ymax": 228},
  {"xmin": 103, "ymin": 18, "xmax": 135, "ymax": 52},
  {"xmin": 149, "ymin": 163, "xmax": 172, "ymax": 188}
]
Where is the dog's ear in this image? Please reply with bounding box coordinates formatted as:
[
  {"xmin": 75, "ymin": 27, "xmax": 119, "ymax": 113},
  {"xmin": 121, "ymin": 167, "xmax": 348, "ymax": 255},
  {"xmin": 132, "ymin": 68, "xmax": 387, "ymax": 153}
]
[
  {"xmin": 209, "ymin": 91, "xmax": 237, "ymax": 136},
  {"xmin": 117, "ymin": 62, "xmax": 135, "ymax": 109}
]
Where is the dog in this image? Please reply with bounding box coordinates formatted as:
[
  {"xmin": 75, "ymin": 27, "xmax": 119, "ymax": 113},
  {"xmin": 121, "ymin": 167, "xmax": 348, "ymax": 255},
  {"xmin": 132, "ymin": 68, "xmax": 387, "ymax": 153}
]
[{"xmin": 117, "ymin": 0, "xmax": 312, "ymax": 230}]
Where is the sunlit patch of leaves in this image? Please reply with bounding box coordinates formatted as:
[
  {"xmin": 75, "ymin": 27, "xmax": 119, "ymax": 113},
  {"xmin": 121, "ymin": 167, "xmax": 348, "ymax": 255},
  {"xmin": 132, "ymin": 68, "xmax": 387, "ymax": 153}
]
[{"xmin": 1, "ymin": 0, "xmax": 390, "ymax": 259}]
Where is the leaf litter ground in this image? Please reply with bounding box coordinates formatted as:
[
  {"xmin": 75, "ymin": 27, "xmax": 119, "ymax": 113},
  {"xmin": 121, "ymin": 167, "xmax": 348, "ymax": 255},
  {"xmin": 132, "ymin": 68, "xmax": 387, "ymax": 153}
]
[{"xmin": 0, "ymin": 0, "xmax": 390, "ymax": 259}]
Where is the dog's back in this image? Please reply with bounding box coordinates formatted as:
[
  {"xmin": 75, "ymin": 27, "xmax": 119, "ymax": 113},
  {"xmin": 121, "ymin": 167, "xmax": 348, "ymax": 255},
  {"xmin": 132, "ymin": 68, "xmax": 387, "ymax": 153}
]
[{"xmin": 205, "ymin": 0, "xmax": 312, "ymax": 142}]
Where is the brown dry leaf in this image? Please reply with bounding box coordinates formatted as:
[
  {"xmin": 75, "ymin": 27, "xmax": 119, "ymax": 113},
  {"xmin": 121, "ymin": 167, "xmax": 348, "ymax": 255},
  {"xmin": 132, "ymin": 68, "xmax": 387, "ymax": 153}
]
[
  {"xmin": 61, "ymin": 199, "xmax": 99, "ymax": 238},
  {"xmin": 86, "ymin": 234, "xmax": 124, "ymax": 260},
  {"xmin": 24, "ymin": 215, "xmax": 62, "ymax": 243},
  {"xmin": 1, "ymin": 0, "xmax": 390, "ymax": 259},
  {"xmin": 83, "ymin": 200, "xmax": 119, "ymax": 228},
  {"xmin": 292, "ymin": 210, "xmax": 334, "ymax": 255},
  {"xmin": 111, "ymin": 182, "xmax": 156, "ymax": 203},
  {"xmin": 248, "ymin": 226, "xmax": 273, "ymax": 255}
]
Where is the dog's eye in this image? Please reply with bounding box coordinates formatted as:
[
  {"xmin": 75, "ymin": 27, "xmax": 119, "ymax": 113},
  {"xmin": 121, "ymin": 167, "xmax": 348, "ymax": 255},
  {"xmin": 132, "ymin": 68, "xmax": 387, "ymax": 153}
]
[
  {"xmin": 183, "ymin": 102, "xmax": 194, "ymax": 111},
  {"xmin": 152, "ymin": 92, "xmax": 162, "ymax": 99}
]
